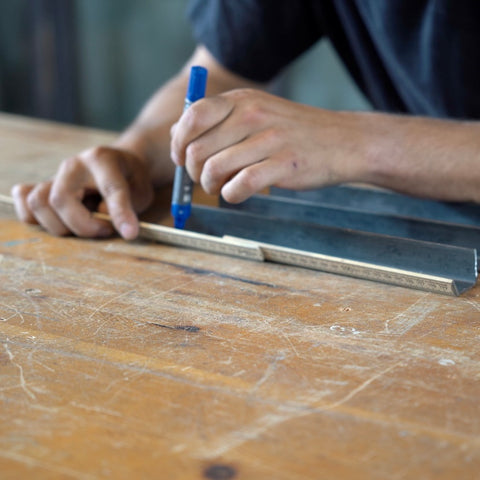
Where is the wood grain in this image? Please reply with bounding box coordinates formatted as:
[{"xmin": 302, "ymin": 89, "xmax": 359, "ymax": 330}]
[{"xmin": 1, "ymin": 113, "xmax": 480, "ymax": 480}]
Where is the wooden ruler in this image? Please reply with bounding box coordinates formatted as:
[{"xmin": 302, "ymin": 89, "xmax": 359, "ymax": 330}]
[
  {"xmin": 0, "ymin": 193, "xmax": 15, "ymax": 216},
  {"xmin": 0, "ymin": 193, "xmax": 475, "ymax": 295}
]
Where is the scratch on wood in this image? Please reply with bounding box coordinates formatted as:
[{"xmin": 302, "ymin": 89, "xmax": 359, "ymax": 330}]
[
  {"xmin": 280, "ymin": 331, "xmax": 300, "ymax": 358},
  {"xmin": 0, "ymin": 302, "xmax": 26, "ymax": 324},
  {"xmin": 32, "ymin": 358, "xmax": 56, "ymax": 372},
  {"xmin": 314, "ymin": 361, "xmax": 402, "ymax": 411},
  {"xmin": 70, "ymin": 401, "xmax": 122, "ymax": 418},
  {"xmin": 0, "ymin": 450, "xmax": 99, "ymax": 480},
  {"xmin": 198, "ymin": 413, "xmax": 291, "ymax": 459},
  {"xmin": 89, "ymin": 289, "xmax": 135, "ymax": 322},
  {"xmin": 0, "ymin": 384, "xmax": 32, "ymax": 394},
  {"xmin": 463, "ymin": 298, "xmax": 480, "ymax": 312},
  {"xmin": 199, "ymin": 361, "xmax": 403, "ymax": 459},
  {"xmin": 251, "ymin": 353, "xmax": 285, "ymax": 392},
  {"xmin": 3, "ymin": 341, "xmax": 36, "ymax": 400},
  {"xmin": 384, "ymin": 297, "xmax": 438, "ymax": 335}
]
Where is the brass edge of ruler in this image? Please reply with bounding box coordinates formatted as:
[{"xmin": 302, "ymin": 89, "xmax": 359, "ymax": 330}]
[
  {"xmin": 92, "ymin": 212, "xmax": 264, "ymax": 262},
  {"xmin": 256, "ymin": 241, "xmax": 457, "ymax": 295},
  {"xmin": 138, "ymin": 222, "xmax": 265, "ymax": 261}
]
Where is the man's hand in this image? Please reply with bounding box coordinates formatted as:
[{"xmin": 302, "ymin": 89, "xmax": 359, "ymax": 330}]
[
  {"xmin": 12, "ymin": 146, "xmax": 154, "ymax": 240},
  {"xmin": 170, "ymin": 87, "xmax": 480, "ymax": 205},
  {"xmin": 170, "ymin": 88, "xmax": 367, "ymax": 203}
]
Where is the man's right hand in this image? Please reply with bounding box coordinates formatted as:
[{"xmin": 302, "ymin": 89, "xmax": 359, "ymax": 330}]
[{"xmin": 11, "ymin": 146, "xmax": 154, "ymax": 240}]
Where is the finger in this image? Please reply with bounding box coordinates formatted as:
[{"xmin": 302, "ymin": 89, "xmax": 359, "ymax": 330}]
[
  {"xmin": 170, "ymin": 122, "xmax": 178, "ymax": 138},
  {"xmin": 50, "ymin": 156, "xmax": 114, "ymax": 238},
  {"xmin": 95, "ymin": 166, "xmax": 153, "ymax": 223},
  {"xmin": 52, "ymin": 148, "xmax": 152, "ymax": 240},
  {"xmin": 183, "ymin": 112, "xmax": 261, "ymax": 184},
  {"xmin": 170, "ymin": 95, "xmax": 234, "ymax": 168},
  {"xmin": 221, "ymin": 152, "xmax": 299, "ymax": 204},
  {"xmin": 26, "ymin": 182, "xmax": 71, "ymax": 236},
  {"xmin": 123, "ymin": 156, "xmax": 155, "ymax": 214},
  {"xmin": 94, "ymin": 149, "xmax": 154, "ymax": 214},
  {"xmin": 11, "ymin": 183, "xmax": 37, "ymax": 224},
  {"xmin": 87, "ymin": 150, "xmax": 140, "ymax": 240},
  {"xmin": 199, "ymin": 128, "xmax": 279, "ymax": 195}
]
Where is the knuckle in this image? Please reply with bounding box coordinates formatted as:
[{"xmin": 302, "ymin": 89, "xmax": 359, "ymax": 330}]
[
  {"xmin": 82, "ymin": 146, "xmax": 114, "ymax": 168},
  {"xmin": 262, "ymin": 127, "xmax": 283, "ymax": 144},
  {"xmin": 230, "ymin": 87, "xmax": 256, "ymax": 100},
  {"xmin": 237, "ymin": 168, "xmax": 260, "ymax": 194},
  {"xmin": 241, "ymin": 101, "xmax": 266, "ymax": 126},
  {"xmin": 59, "ymin": 156, "xmax": 82, "ymax": 176},
  {"xmin": 48, "ymin": 189, "xmax": 65, "ymax": 210},
  {"xmin": 88, "ymin": 145, "xmax": 112, "ymax": 160},
  {"xmin": 102, "ymin": 180, "xmax": 124, "ymax": 198},
  {"xmin": 201, "ymin": 163, "xmax": 222, "ymax": 195},
  {"xmin": 27, "ymin": 185, "xmax": 49, "ymax": 211},
  {"xmin": 185, "ymin": 141, "xmax": 204, "ymax": 164},
  {"xmin": 228, "ymin": 88, "xmax": 266, "ymax": 124},
  {"xmin": 182, "ymin": 106, "xmax": 203, "ymax": 132},
  {"xmin": 202, "ymin": 158, "xmax": 221, "ymax": 182},
  {"xmin": 11, "ymin": 183, "xmax": 30, "ymax": 199}
]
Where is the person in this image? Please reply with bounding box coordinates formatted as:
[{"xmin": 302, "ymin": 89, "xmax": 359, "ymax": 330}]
[{"xmin": 11, "ymin": 0, "xmax": 480, "ymax": 240}]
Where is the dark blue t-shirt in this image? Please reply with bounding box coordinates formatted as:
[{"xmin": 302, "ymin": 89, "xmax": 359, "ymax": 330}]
[{"xmin": 187, "ymin": 0, "xmax": 480, "ymax": 119}]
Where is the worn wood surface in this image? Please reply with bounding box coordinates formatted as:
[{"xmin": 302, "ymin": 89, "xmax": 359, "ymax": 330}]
[{"xmin": 0, "ymin": 113, "xmax": 479, "ymax": 480}]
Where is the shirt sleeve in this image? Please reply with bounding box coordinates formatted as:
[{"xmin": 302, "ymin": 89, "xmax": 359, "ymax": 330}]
[{"xmin": 186, "ymin": 0, "xmax": 324, "ymax": 82}]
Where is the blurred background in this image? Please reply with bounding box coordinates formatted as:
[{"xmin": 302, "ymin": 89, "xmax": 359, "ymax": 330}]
[{"xmin": 0, "ymin": 0, "xmax": 371, "ymax": 132}]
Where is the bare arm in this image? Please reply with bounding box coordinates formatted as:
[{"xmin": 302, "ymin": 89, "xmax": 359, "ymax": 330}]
[{"xmin": 359, "ymin": 112, "xmax": 480, "ymax": 203}]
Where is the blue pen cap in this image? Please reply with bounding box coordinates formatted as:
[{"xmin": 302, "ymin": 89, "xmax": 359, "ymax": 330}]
[{"xmin": 186, "ymin": 66, "xmax": 208, "ymax": 103}]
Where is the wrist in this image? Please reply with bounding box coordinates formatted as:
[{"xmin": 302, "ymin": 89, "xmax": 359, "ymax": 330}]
[
  {"xmin": 348, "ymin": 111, "xmax": 401, "ymax": 187},
  {"xmin": 325, "ymin": 110, "xmax": 380, "ymax": 185},
  {"xmin": 113, "ymin": 125, "xmax": 175, "ymax": 187},
  {"xmin": 113, "ymin": 128, "xmax": 152, "ymax": 166}
]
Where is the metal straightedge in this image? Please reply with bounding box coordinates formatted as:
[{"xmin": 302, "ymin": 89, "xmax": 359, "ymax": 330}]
[{"xmin": 182, "ymin": 186, "xmax": 480, "ymax": 295}]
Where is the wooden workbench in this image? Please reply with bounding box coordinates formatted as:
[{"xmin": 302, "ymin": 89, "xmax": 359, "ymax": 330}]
[{"xmin": 0, "ymin": 113, "xmax": 479, "ymax": 479}]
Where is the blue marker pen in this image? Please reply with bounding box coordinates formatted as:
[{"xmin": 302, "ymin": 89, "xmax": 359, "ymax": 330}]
[{"xmin": 171, "ymin": 65, "xmax": 208, "ymax": 229}]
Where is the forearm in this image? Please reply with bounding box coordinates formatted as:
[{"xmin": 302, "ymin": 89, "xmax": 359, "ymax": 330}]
[
  {"xmin": 352, "ymin": 112, "xmax": 480, "ymax": 203},
  {"xmin": 113, "ymin": 73, "xmax": 188, "ymax": 187}
]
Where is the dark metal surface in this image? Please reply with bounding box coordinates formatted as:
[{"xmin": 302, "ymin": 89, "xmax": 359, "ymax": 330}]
[
  {"xmin": 186, "ymin": 205, "xmax": 477, "ymax": 294},
  {"xmin": 220, "ymin": 194, "xmax": 480, "ymax": 252},
  {"xmin": 271, "ymin": 186, "xmax": 480, "ymax": 226}
]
